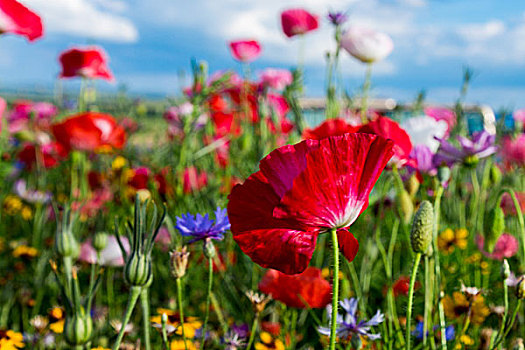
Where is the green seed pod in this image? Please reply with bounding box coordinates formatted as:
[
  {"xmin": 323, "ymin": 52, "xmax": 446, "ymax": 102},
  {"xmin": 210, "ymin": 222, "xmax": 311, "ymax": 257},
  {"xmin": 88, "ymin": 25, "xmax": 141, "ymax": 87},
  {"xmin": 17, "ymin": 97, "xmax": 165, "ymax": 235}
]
[
  {"xmin": 410, "ymin": 201, "xmax": 434, "ymax": 254},
  {"xmin": 55, "ymin": 226, "xmax": 79, "ymax": 259},
  {"xmin": 437, "ymin": 166, "xmax": 451, "ymax": 185},
  {"xmin": 398, "ymin": 189, "xmax": 414, "ymax": 224},
  {"xmin": 203, "ymin": 239, "xmax": 216, "ymax": 259},
  {"xmin": 124, "ymin": 252, "xmax": 153, "ymax": 287},
  {"xmin": 489, "ymin": 164, "xmax": 502, "ymax": 185},
  {"xmin": 484, "ymin": 206, "xmax": 505, "ymax": 253},
  {"xmin": 93, "ymin": 231, "xmax": 108, "ymax": 252},
  {"xmin": 516, "ymin": 277, "xmax": 525, "ymax": 300},
  {"xmin": 502, "ymin": 259, "xmax": 511, "ymax": 280},
  {"xmin": 406, "ymin": 174, "xmax": 420, "ymax": 198},
  {"xmin": 64, "ymin": 312, "xmax": 93, "ymax": 346}
]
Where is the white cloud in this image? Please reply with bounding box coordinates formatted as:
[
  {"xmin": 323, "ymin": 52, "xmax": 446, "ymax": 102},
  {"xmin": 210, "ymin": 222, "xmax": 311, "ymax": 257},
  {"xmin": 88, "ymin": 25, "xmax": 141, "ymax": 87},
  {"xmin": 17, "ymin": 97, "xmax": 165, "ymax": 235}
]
[{"xmin": 20, "ymin": 0, "xmax": 138, "ymax": 43}]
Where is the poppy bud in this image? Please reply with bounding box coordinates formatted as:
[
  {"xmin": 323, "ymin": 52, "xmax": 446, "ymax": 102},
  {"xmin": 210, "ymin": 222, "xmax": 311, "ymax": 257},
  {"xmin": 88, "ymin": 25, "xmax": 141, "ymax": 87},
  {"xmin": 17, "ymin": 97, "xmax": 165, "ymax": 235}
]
[
  {"xmin": 410, "ymin": 201, "xmax": 434, "ymax": 254},
  {"xmin": 93, "ymin": 232, "xmax": 108, "ymax": 252},
  {"xmin": 136, "ymin": 189, "xmax": 151, "ymax": 203},
  {"xmin": 406, "ymin": 174, "xmax": 420, "ymax": 198},
  {"xmin": 463, "ymin": 155, "xmax": 479, "ymax": 168},
  {"xmin": 398, "ymin": 189, "xmax": 414, "ymax": 224},
  {"xmin": 55, "ymin": 226, "xmax": 79, "ymax": 258},
  {"xmin": 489, "ymin": 165, "xmax": 502, "ymax": 185},
  {"xmin": 484, "ymin": 206, "xmax": 505, "ymax": 253},
  {"xmin": 517, "ymin": 277, "xmax": 525, "ymax": 300},
  {"xmin": 437, "ymin": 166, "xmax": 450, "ymax": 185},
  {"xmin": 502, "ymin": 259, "xmax": 510, "ymax": 280},
  {"xmin": 124, "ymin": 252, "xmax": 153, "ymax": 287},
  {"xmin": 203, "ymin": 239, "xmax": 216, "ymax": 259},
  {"xmin": 170, "ymin": 247, "xmax": 190, "ymax": 279},
  {"xmin": 64, "ymin": 312, "xmax": 93, "ymax": 346}
]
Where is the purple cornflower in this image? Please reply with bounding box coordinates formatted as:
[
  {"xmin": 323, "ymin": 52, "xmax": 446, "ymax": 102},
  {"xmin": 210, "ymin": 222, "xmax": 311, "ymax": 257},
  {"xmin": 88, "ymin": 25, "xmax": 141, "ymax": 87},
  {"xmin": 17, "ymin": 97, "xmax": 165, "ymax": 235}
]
[
  {"xmin": 223, "ymin": 329, "xmax": 247, "ymax": 350},
  {"xmin": 327, "ymin": 11, "xmax": 348, "ymax": 26},
  {"xmin": 175, "ymin": 207, "xmax": 230, "ymax": 243},
  {"xmin": 318, "ymin": 298, "xmax": 384, "ymax": 341},
  {"xmin": 434, "ymin": 131, "xmax": 497, "ymax": 167}
]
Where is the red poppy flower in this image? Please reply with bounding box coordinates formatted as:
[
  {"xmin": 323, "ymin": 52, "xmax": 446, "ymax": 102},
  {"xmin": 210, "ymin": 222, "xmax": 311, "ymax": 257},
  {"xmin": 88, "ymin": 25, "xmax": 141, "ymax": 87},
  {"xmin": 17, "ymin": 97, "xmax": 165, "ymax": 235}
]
[
  {"xmin": 500, "ymin": 192, "xmax": 525, "ymax": 216},
  {"xmin": 128, "ymin": 167, "xmax": 150, "ymax": 190},
  {"xmin": 303, "ymin": 118, "xmax": 359, "ymax": 140},
  {"xmin": 52, "ymin": 112, "xmax": 126, "ymax": 152},
  {"xmin": 58, "ymin": 47, "xmax": 114, "ymax": 81},
  {"xmin": 280, "ymin": 8, "xmax": 319, "ymax": 38},
  {"xmin": 228, "ymin": 133, "xmax": 394, "ymax": 274},
  {"xmin": 261, "ymin": 322, "xmax": 281, "ymax": 336},
  {"xmin": 392, "ymin": 276, "xmax": 421, "ymax": 297},
  {"xmin": 259, "ymin": 267, "xmax": 332, "ymax": 308},
  {"xmin": 17, "ymin": 142, "xmax": 66, "ymax": 169},
  {"xmin": 229, "ymin": 40, "xmax": 262, "ymax": 62},
  {"xmin": 357, "ymin": 116, "xmax": 413, "ymax": 167},
  {"xmin": 0, "ymin": 0, "xmax": 43, "ymax": 41}
]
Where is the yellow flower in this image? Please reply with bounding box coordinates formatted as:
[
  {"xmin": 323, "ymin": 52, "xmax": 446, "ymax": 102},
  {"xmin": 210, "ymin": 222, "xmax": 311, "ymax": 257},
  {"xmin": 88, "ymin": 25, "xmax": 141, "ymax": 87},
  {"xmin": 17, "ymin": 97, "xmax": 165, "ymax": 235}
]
[
  {"xmin": 455, "ymin": 335, "xmax": 475, "ymax": 348},
  {"xmin": 20, "ymin": 206, "xmax": 33, "ymax": 221},
  {"xmin": 255, "ymin": 332, "xmax": 285, "ymax": 350},
  {"xmin": 4, "ymin": 196, "xmax": 22, "ymax": 216},
  {"xmin": 91, "ymin": 347, "xmax": 110, "ymax": 350},
  {"xmin": 48, "ymin": 307, "xmax": 65, "ymax": 334},
  {"xmin": 151, "ymin": 309, "xmax": 202, "ymax": 338},
  {"xmin": 0, "ymin": 329, "xmax": 25, "ymax": 349},
  {"xmin": 442, "ymin": 292, "xmax": 489, "ymax": 325},
  {"xmin": 12, "ymin": 245, "xmax": 38, "ymax": 259},
  {"xmin": 438, "ymin": 228, "xmax": 469, "ymax": 254},
  {"xmin": 112, "ymin": 156, "xmax": 127, "ymax": 170},
  {"xmin": 321, "ymin": 267, "xmax": 343, "ymax": 280},
  {"xmin": 170, "ymin": 340, "xmax": 197, "ymax": 350}
]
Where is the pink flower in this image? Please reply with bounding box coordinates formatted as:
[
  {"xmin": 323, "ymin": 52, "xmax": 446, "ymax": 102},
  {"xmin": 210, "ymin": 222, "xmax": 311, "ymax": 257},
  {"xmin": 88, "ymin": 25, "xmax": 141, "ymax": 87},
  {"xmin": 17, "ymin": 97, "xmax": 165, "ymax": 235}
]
[
  {"xmin": 154, "ymin": 227, "xmax": 172, "ymax": 251},
  {"xmin": 500, "ymin": 192, "xmax": 525, "ymax": 216},
  {"xmin": 513, "ymin": 108, "xmax": 525, "ymax": 124},
  {"xmin": 280, "ymin": 8, "xmax": 319, "ymax": 38},
  {"xmin": 340, "ymin": 26, "xmax": 393, "ymax": 64},
  {"xmin": 79, "ymin": 235, "xmax": 130, "ymax": 266},
  {"xmin": 0, "ymin": 0, "xmax": 43, "ymax": 41},
  {"xmin": 229, "ymin": 40, "xmax": 262, "ymax": 62},
  {"xmin": 424, "ymin": 107, "xmax": 456, "ymax": 134},
  {"xmin": 59, "ymin": 46, "xmax": 114, "ymax": 81},
  {"xmin": 476, "ymin": 233, "xmax": 518, "ymax": 260},
  {"xmin": 501, "ymin": 134, "xmax": 525, "ymax": 168},
  {"xmin": 259, "ymin": 68, "xmax": 293, "ymax": 90}
]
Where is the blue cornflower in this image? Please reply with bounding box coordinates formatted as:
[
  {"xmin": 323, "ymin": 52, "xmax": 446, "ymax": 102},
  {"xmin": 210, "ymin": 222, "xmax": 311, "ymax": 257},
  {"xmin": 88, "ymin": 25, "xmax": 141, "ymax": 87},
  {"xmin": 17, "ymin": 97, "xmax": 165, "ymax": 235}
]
[
  {"xmin": 413, "ymin": 321, "xmax": 455, "ymax": 342},
  {"xmin": 327, "ymin": 11, "xmax": 348, "ymax": 26},
  {"xmin": 175, "ymin": 207, "xmax": 230, "ymax": 243},
  {"xmin": 318, "ymin": 298, "xmax": 384, "ymax": 341}
]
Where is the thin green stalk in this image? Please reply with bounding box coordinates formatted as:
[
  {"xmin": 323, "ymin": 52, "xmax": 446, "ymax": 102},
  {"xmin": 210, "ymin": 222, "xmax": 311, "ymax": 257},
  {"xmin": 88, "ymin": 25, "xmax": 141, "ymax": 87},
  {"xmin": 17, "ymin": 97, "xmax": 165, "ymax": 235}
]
[
  {"xmin": 329, "ymin": 228, "xmax": 340, "ymax": 350},
  {"xmin": 200, "ymin": 256, "xmax": 213, "ymax": 350},
  {"xmin": 210, "ymin": 292, "xmax": 228, "ymax": 335},
  {"xmin": 494, "ymin": 281, "xmax": 508, "ymax": 346},
  {"xmin": 346, "ymin": 260, "xmax": 365, "ymax": 314},
  {"xmin": 502, "ymin": 188, "xmax": 525, "ymax": 269},
  {"xmin": 289, "ymin": 309, "xmax": 298, "ymax": 350},
  {"xmin": 361, "ymin": 63, "xmax": 372, "ymax": 123},
  {"xmin": 113, "ymin": 286, "xmax": 142, "ymax": 350},
  {"xmin": 492, "ymin": 300, "xmax": 522, "ymax": 349},
  {"xmin": 470, "ymin": 168, "xmax": 480, "ymax": 230},
  {"xmin": 176, "ymin": 277, "xmax": 188, "ymax": 350},
  {"xmin": 246, "ymin": 314, "xmax": 259, "ymax": 350},
  {"xmin": 433, "ymin": 186, "xmax": 447, "ymax": 350},
  {"xmin": 63, "ymin": 256, "xmax": 73, "ymax": 298},
  {"xmin": 140, "ymin": 288, "xmax": 151, "ymax": 350},
  {"xmin": 406, "ymin": 253, "xmax": 422, "ymax": 350},
  {"xmin": 423, "ymin": 255, "xmax": 430, "ymax": 347}
]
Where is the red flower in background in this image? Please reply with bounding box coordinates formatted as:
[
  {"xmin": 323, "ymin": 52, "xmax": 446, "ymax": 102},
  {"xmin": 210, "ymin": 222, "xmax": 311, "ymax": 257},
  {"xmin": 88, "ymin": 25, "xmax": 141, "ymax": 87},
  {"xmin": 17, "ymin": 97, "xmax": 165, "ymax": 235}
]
[
  {"xmin": 18, "ymin": 142, "xmax": 66, "ymax": 169},
  {"xmin": 357, "ymin": 116, "xmax": 414, "ymax": 167},
  {"xmin": 183, "ymin": 167, "xmax": 208, "ymax": 194},
  {"xmin": 392, "ymin": 276, "xmax": 421, "ymax": 297},
  {"xmin": 128, "ymin": 167, "xmax": 150, "ymax": 190},
  {"xmin": 0, "ymin": 0, "xmax": 43, "ymax": 41},
  {"xmin": 59, "ymin": 47, "xmax": 114, "ymax": 81},
  {"xmin": 259, "ymin": 267, "xmax": 332, "ymax": 308},
  {"xmin": 280, "ymin": 8, "xmax": 319, "ymax": 38},
  {"xmin": 229, "ymin": 40, "xmax": 262, "ymax": 62},
  {"xmin": 228, "ymin": 133, "xmax": 394, "ymax": 274},
  {"xmin": 303, "ymin": 118, "xmax": 359, "ymax": 140},
  {"xmin": 500, "ymin": 191, "xmax": 525, "ymax": 216},
  {"xmin": 52, "ymin": 112, "xmax": 126, "ymax": 152}
]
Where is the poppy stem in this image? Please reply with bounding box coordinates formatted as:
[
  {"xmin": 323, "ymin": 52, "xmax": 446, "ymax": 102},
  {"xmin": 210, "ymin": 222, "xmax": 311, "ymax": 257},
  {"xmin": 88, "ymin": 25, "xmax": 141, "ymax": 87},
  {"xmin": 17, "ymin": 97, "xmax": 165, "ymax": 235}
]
[
  {"xmin": 329, "ymin": 227, "xmax": 339, "ymax": 350},
  {"xmin": 406, "ymin": 252, "xmax": 422, "ymax": 350},
  {"xmin": 246, "ymin": 312, "xmax": 259, "ymax": 350},
  {"xmin": 361, "ymin": 63, "xmax": 372, "ymax": 124},
  {"xmin": 176, "ymin": 277, "xmax": 188, "ymax": 350},
  {"xmin": 200, "ymin": 255, "xmax": 213, "ymax": 350},
  {"xmin": 112, "ymin": 286, "xmax": 141, "ymax": 350},
  {"xmin": 140, "ymin": 287, "xmax": 151, "ymax": 350}
]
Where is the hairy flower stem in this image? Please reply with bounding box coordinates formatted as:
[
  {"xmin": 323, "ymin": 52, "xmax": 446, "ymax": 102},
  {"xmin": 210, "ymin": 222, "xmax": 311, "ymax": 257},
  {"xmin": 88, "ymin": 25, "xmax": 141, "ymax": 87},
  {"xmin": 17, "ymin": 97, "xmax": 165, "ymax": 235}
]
[
  {"xmin": 246, "ymin": 313, "xmax": 259, "ymax": 350},
  {"xmin": 492, "ymin": 300, "xmax": 522, "ymax": 349},
  {"xmin": 112, "ymin": 286, "xmax": 142, "ymax": 350},
  {"xmin": 176, "ymin": 277, "xmax": 188, "ymax": 350},
  {"xmin": 63, "ymin": 256, "xmax": 73, "ymax": 298},
  {"xmin": 361, "ymin": 63, "xmax": 372, "ymax": 124},
  {"xmin": 432, "ymin": 185, "xmax": 447, "ymax": 350},
  {"xmin": 406, "ymin": 253, "xmax": 422, "ymax": 350},
  {"xmin": 140, "ymin": 288, "xmax": 151, "ymax": 350},
  {"xmin": 423, "ymin": 255, "xmax": 430, "ymax": 347},
  {"xmin": 329, "ymin": 227, "xmax": 340, "ymax": 350},
  {"xmin": 200, "ymin": 256, "xmax": 214, "ymax": 350}
]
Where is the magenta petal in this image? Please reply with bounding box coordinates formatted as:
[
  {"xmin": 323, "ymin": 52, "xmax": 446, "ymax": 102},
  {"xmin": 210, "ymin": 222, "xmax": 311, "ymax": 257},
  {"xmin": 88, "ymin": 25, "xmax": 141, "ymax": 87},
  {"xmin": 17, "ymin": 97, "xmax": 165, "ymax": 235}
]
[
  {"xmin": 260, "ymin": 139, "xmax": 317, "ymax": 198},
  {"xmin": 274, "ymin": 133, "xmax": 394, "ymax": 229},
  {"xmin": 337, "ymin": 229, "xmax": 359, "ymax": 262}
]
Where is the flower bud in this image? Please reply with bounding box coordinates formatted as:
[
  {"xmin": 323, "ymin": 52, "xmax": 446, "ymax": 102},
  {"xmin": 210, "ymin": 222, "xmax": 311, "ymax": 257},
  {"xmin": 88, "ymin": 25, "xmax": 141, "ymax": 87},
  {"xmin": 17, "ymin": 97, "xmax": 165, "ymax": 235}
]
[
  {"xmin": 484, "ymin": 206, "xmax": 505, "ymax": 253},
  {"xmin": 406, "ymin": 174, "xmax": 420, "ymax": 198},
  {"xmin": 502, "ymin": 259, "xmax": 510, "ymax": 280},
  {"xmin": 170, "ymin": 247, "xmax": 190, "ymax": 279},
  {"xmin": 398, "ymin": 189, "xmax": 414, "ymax": 224},
  {"xmin": 136, "ymin": 189, "xmax": 151, "ymax": 203},
  {"xmin": 517, "ymin": 277, "xmax": 525, "ymax": 300},
  {"xmin": 437, "ymin": 166, "xmax": 451, "ymax": 185},
  {"xmin": 463, "ymin": 155, "xmax": 479, "ymax": 168},
  {"xmin": 203, "ymin": 239, "xmax": 216, "ymax": 259},
  {"xmin": 410, "ymin": 201, "xmax": 434, "ymax": 254},
  {"xmin": 55, "ymin": 226, "xmax": 79, "ymax": 258},
  {"xmin": 93, "ymin": 232, "xmax": 108, "ymax": 252},
  {"xmin": 64, "ymin": 312, "xmax": 93, "ymax": 346},
  {"xmin": 124, "ymin": 252, "xmax": 153, "ymax": 287},
  {"xmin": 489, "ymin": 165, "xmax": 502, "ymax": 185}
]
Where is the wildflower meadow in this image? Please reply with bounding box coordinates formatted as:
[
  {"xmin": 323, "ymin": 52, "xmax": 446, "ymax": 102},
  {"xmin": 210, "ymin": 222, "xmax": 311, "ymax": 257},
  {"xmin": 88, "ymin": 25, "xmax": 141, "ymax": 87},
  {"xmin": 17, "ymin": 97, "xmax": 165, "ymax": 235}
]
[{"xmin": 1, "ymin": 1, "xmax": 525, "ymax": 350}]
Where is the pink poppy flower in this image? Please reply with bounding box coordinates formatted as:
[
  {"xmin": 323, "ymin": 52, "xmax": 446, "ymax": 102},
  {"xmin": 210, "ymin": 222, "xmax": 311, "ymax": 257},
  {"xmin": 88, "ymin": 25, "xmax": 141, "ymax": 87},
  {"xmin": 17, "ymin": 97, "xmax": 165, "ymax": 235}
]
[
  {"xmin": 229, "ymin": 40, "xmax": 262, "ymax": 62},
  {"xmin": 340, "ymin": 26, "xmax": 393, "ymax": 64},
  {"xmin": 79, "ymin": 235, "xmax": 130, "ymax": 266},
  {"xmin": 280, "ymin": 8, "xmax": 319, "ymax": 38},
  {"xmin": 500, "ymin": 192, "xmax": 525, "ymax": 216},
  {"xmin": 476, "ymin": 233, "xmax": 518, "ymax": 260},
  {"xmin": 0, "ymin": 0, "xmax": 43, "ymax": 41},
  {"xmin": 59, "ymin": 46, "xmax": 114, "ymax": 81},
  {"xmin": 501, "ymin": 134, "xmax": 525, "ymax": 168},
  {"xmin": 228, "ymin": 133, "xmax": 394, "ymax": 274},
  {"xmin": 424, "ymin": 107, "xmax": 456, "ymax": 134},
  {"xmin": 513, "ymin": 108, "xmax": 525, "ymax": 124},
  {"xmin": 259, "ymin": 68, "xmax": 293, "ymax": 90}
]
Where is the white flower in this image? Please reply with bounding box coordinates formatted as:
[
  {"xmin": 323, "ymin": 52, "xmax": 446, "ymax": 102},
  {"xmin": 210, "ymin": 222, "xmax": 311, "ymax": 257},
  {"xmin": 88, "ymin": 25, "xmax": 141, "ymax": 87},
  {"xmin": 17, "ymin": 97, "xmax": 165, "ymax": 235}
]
[
  {"xmin": 340, "ymin": 26, "xmax": 394, "ymax": 63},
  {"xmin": 401, "ymin": 115, "xmax": 448, "ymax": 152}
]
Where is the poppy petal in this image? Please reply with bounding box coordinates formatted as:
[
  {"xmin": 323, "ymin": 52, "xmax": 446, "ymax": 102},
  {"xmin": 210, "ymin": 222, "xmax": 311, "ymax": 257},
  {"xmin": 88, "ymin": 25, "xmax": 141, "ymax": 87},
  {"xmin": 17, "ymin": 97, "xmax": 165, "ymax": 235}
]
[{"xmin": 337, "ymin": 229, "xmax": 359, "ymax": 262}]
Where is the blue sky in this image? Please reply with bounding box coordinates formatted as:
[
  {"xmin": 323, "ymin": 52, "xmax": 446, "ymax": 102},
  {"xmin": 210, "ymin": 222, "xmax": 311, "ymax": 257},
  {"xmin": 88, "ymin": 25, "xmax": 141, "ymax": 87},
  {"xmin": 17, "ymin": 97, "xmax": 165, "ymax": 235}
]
[{"xmin": 3, "ymin": 0, "xmax": 525, "ymax": 109}]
